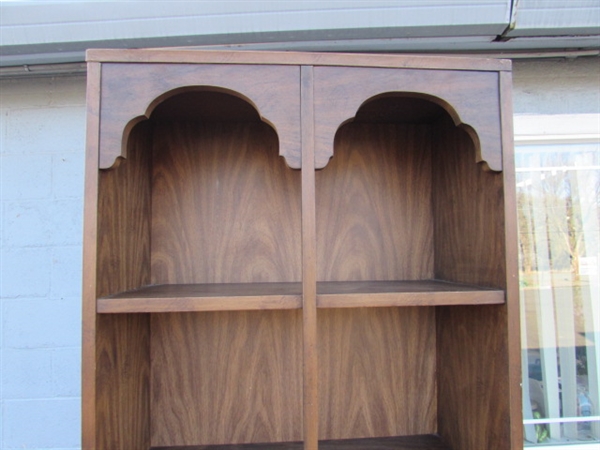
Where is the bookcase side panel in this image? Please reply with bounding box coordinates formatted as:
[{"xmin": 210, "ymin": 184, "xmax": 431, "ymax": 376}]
[
  {"xmin": 432, "ymin": 117, "xmax": 506, "ymax": 289},
  {"xmin": 95, "ymin": 314, "xmax": 150, "ymax": 450},
  {"xmin": 94, "ymin": 119, "xmax": 153, "ymax": 449},
  {"xmin": 432, "ymin": 117, "xmax": 513, "ymax": 449},
  {"xmin": 96, "ymin": 121, "xmax": 152, "ymax": 298}
]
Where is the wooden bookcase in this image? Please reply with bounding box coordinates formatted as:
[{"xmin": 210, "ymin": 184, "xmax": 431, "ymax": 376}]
[{"xmin": 82, "ymin": 50, "xmax": 522, "ymax": 450}]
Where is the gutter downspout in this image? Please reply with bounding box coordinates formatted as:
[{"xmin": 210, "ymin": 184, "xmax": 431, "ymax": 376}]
[{"xmin": 495, "ymin": 0, "xmax": 520, "ymax": 42}]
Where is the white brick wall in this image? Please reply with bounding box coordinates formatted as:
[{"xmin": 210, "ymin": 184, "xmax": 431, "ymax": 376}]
[
  {"xmin": 1, "ymin": 75, "xmax": 85, "ymax": 449},
  {"xmin": 0, "ymin": 56, "xmax": 598, "ymax": 449}
]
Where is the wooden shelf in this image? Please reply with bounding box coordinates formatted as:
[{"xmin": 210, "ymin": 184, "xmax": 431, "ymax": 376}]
[
  {"xmin": 97, "ymin": 280, "xmax": 503, "ymax": 313},
  {"xmin": 152, "ymin": 434, "xmax": 450, "ymax": 449},
  {"xmin": 317, "ymin": 279, "xmax": 504, "ymax": 308},
  {"xmin": 97, "ymin": 282, "xmax": 302, "ymax": 313},
  {"xmin": 97, "ymin": 280, "xmax": 502, "ymax": 313}
]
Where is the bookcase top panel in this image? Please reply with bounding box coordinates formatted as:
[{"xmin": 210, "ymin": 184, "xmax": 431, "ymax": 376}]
[{"xmin": 86, "ymin": 49, "xmax": 511, "ymax": 72}]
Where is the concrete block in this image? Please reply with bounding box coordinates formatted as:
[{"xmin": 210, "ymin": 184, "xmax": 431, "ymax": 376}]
[
  {"xmin": 0, "ymin": 247, "xmax": 51, "ymax": 298},
  {"xmin": 51, "ymin": 246, "xmax": 83, "ymax": 297},
  {"xmin": 4, "ymin": 106, "xmax": 85, "ymax": 155},
  {"xmin": 2, "ymin": 348, "xmax": 53, "ymax": 399},
  {"xmin": 0, "ymin": 153, "xmax": 53, "ymax": 200},
  {"xmin": 2, "ymin": 398, "xmax": 80, "ymax": 448},
  {"xmin": 3, "ymin": 298, "xmax": 81, "ymax": 349},
  {"xmin": 2, "ymin": 199, "xmax": 83, "ymax": 247},
  {"xmin": 52, "ymin": 152, "xmax": 85, "ymax": 199},
  {"xmin": 52, "ymin": 348, "xmax": 81, "ymax": 398}
]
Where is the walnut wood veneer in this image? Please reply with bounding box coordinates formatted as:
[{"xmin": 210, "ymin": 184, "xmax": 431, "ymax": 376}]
[{"xmin": 83, "ymin": 50, "xmax": 521, "ymax": 450}]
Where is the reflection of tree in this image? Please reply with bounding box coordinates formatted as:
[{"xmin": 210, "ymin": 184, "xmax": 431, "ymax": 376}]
[{"xmin": 517, "ymin": 155, "xmax": 600, "ymax": 276}]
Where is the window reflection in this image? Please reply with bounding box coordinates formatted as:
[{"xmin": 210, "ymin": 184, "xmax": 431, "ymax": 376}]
[{"xmin": 517, "ymin": 140, "xmax": 600, "ymax": 446}]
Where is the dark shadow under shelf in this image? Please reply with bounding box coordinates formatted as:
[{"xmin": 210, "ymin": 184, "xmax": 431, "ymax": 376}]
[{"xmin": 153, "ymin": 434, "xmax": 451, "ymax": 449}]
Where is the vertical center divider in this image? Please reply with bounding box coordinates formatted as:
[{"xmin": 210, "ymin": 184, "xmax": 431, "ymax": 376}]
[{"xmin": 301, "ymin": 65, "xmax": 319, "ymax": 450}]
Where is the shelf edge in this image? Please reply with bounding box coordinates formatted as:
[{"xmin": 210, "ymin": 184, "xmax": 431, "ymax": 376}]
[
  {"xmin": 317, "ymin": 290, "xmax": 504, "ymax": 308},
  {"xmin": 97, "ymin": 295, "xmax": 302, "ymax": 313}
]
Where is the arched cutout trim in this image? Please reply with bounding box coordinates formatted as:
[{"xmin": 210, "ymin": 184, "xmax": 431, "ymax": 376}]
[
  {"xmin": 313, "ymin": 66, "xmax": 503, "ymax": 171},
  {"xmin": 320, "ymin": 92, "xmax": 490, "ymax": 171},
  {"xmin": 102, "ymin": 86, "xmax": 280, "ymax": 170},
  {"xmin": 97, "ymin": 62, "xmax": 301, "ymax": 170}
]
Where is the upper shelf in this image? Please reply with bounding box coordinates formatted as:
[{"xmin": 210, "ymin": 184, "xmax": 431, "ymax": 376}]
[
  {"xmin": 97, "ymin": 280, "xmax": 503, "ymax": 313},
  {"xmin": 98, "ymin": 282, "xmax": 302, "ymax": 313},
  {"xmin": 317, "ymin": 280, "xmax": 504, "ymax": 308}
]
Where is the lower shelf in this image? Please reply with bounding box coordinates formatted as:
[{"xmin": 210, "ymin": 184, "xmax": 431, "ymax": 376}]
[{"xmin": 152, "ymin": 434, "xmax": 450, "ymax": 450}]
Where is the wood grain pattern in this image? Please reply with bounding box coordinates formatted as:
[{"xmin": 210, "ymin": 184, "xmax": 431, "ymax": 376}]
[
  {"xmin": 499, "ymin": 70, "xmax": 524, "ymax": 449},
  {"xmin": 301, "ymin": 66, "xmax": 319, "ymax": 450},
  {"xmin": 150, "ymin": 121, "xmax": 302, "ymax": 285},
  {"xmin": 82, "ymin": 61, "xmax": 101, "ymax": 450},
  {"xmin": 93, "ymin": 114, "xmax": 153, "ymax": 449},
  {"xmin": 316, "ymin": 123, "xmax": 433, "ymax": 282},
  {"xmin": 318, "ymin": 308, "xmax": 437, "ymax": 440},
  {"xmin": 95, "ymin": 314, "xmax": 150, "ymax": 450},
  {"xmin": 152, "ymin": 433, "xmax": 450, "ymax": 449},
  {"xmin": 96, "ymin": 121, "xmax": 152, "ymax": 298},
  {"xmin": 87, "ymin": 48, "xmax": 511, "ymax": 72},
  {"xmin": 150, "ymin": 311, "xmax": 302, "ymax": 447},
  {"xmin": 84, "ymin": 51, "xmax": 519, "ymax": 450},
  {"xmin": 313, "ymin": 67, "xmax": 502, "ymax": 171},
  {"xmin": 97, "ymin": 282, "xmax": 302, "ymax": 313},
  {"xmin": 99, "ymin": 64, "xmax": 301, "ymax": 169},
  {"xmin": 432, "ymin": 117, "xmax": 505, "ymax": 288},
  {"xmin": 432, "ymin": 117, "xmax": 513, "ymax": 449},
  {"xmin": 316, "ymin": 280, "xmax": 504, "ymax": 308},
  {"xmin": 436, "ymin": 305, "xmax": 511, "ymax": 450}
]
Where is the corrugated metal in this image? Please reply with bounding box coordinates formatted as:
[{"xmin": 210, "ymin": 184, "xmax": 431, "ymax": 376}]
[
  {"xmin": 2, "ymin": 1, "xmax": 512, "ymax": 45},
  {"xmin": 0, "ymin": 0, "xmax": 598, "ymax": 67},
  {"xmin": 508, "ymin": 0, "xmax": 600, "ymax": 37},
  {"xmin": 0, "ymin": 0, "xmax": 512, "ymax": 66}
]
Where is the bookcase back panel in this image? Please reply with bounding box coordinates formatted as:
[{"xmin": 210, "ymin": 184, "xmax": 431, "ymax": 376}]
[
  {"xmin": 150, "ymin": 121, "xmax": 302, "ymax": 284},
  {"xmin": 316, "ymin": 123, "xmax": 434, "ymax": 282},
  {"xmin": 150, "ymin": 310, "xmax": 303, "ymax": 446},
  {"xmin": 318, "ymin": 307, "xmax": 437, "ymax": 439}
]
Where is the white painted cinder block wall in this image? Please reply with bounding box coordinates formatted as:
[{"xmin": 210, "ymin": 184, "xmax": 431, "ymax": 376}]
[
  {"xmin": 1, "ymin": 76, "xmax": 86, "ymax": 449},
  {"xmin": 0, "ymin": 56, "xmax": 598, "ymax": 449}
]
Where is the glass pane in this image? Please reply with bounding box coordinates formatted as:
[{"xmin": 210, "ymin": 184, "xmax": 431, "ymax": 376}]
[{"xmin": 517, "ymin": 141, "xmax": 600, "ymax": 446}]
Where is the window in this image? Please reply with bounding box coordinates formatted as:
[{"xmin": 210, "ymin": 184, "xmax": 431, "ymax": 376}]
[{"xmin": 516, "ymin": 115, "xmax": 600, "ymax": 448}]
